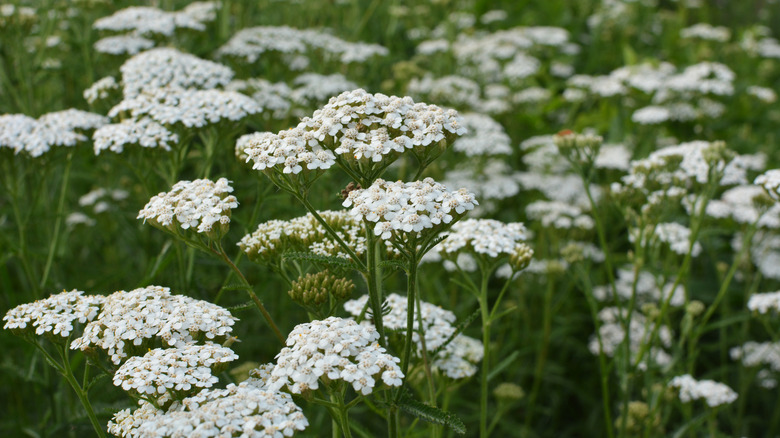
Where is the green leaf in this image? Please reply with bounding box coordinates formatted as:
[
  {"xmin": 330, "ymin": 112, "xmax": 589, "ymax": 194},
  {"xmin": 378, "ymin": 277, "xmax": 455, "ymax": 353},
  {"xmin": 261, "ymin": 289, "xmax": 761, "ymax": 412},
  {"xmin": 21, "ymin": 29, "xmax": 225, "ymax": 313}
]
[
  {"xmin": 282, "ymin": 251, "xmax": 360, "ymax": 271},
  {"xmin": 227, "ymin": 300, "xmax": 256, "ymax": 312},
  {"xmin": 398, "ymin": 393, "xmax": 466, "ymax": 434},
  {"xmin": 488, "ymin": 350, "xmax": 519, "ymax": 382},
  {"xmin": 379, "ymin": 259, "xmax": 407, "ymax": 272}
]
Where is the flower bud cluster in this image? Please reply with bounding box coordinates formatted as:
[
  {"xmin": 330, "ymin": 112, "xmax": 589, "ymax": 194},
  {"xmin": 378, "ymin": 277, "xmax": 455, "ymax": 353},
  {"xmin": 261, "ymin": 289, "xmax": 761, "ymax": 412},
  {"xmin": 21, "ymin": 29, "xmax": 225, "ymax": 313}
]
[
  {"xmin": 113, "ymin": 343, "xmax": 238, "ymax": 404},
  {"xmin": 138, "ymin": 178, "xmax": 238, "ymax": 236},
  {"xmin": 108, "ymin": 376, "xmax": 308, "ymax": 437},
  {"xmin": 553, "ymin": 130, "xmax": 603, "ymax": 170},
  {"xmin": 269, "ymin": 317, "xmax": 403, "ymax": 395},
  {"xmin": 344, "ymin": 293, "xmax": 483, "ymax": 379},
  {"xmin": 71, "ymin": 285, "xmax": 237, "ymax": 364},
  {"xmin": 3, "ymin": 290, "xmax": 104, "ymax": 339},
  {"xmin": 343, "ymin": 178, "xmax": 477, "ymax": 241},
  {"xmin": 668, "ymin": 374, "xmax": 737, "ymax": 407},
  {"xmin": 288, "ymin": 271, "xmax": 354, "ymax": 307}
]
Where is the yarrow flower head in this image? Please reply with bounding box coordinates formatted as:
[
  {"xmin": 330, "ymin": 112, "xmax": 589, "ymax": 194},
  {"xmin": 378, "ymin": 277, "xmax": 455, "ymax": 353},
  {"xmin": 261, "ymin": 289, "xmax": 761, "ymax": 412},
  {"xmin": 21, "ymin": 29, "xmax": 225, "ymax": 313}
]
[
  {"xmin": 756, "ymin": 169, "xmax": 780, "ymax": 201},
  {"xmin": 668, "ymin": 374, "xmax": 738, "ymax": 407},
  {"xmin": 108, "ymin": 376, "xmax": 308, "ymax": 437},
  {"xmin": 269, "ymin": 317, "xmax": 403, "ymax": 395},
  {"xmin": 432, "ymin": 218, "xmax": 529, "ymax": 259},
  {"xmin": 0, "ymin": 110, "xmax": 108, "ymax": 157},
  {"xmin": 138, "ymin": 177, "xmax": 238, "ymax": 239},
  {"xmin": 71, "ymin": 285, "xmax": 237, "ymax": 364},
  {"xmin": 344, "ymin": 294, "xmax": 484, "ymax": 379},
  {"xmin": 3, "ymin": 290, "xmax": 104, "ymax": 340},
  {"xmin": 747, "ymin": 291, "xmax": 780, "ymax": 314},
  {"xmin": 92, "ymin": 118, "xmax": 179, "ymax": 155},
  {"xmin": 119, "ymin": 48, "xmax": 234, "ymax": 98},
  {"xmin": 113, "ymin": 343, "xmax": 238, "ymax": 406},
  {"xmin": 342, "ymin": 178, "xmax": 477, "ymax": 243},
  {"xmin": 240, "ymin": 89, "xmax": 466, "ymax": 186}
]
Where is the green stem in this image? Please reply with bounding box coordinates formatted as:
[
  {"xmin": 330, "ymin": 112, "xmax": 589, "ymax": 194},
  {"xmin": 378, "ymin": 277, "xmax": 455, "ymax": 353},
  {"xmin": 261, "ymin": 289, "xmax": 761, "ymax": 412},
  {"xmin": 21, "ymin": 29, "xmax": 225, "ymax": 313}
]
[
  {"xmin": 400, "ymin": 253, "xmax": 418, "ymax": 378},
  {"xmin": 524, "ymin": 271, "xmax": 555, "ymax": 434},
  {"xmin": 32, "ymin": 341, "xmax": 106, "ymax": 438},
  {"xmin": 215, "ymin": 242, "xmax": 285, "ymax": 344},
  {"xmin": 40, "ymin": 151, "xmax": 74, "ymax": 290},
  {"xmin": 479, "ymin": 266, "xmax": 491, "ymax": 438}
]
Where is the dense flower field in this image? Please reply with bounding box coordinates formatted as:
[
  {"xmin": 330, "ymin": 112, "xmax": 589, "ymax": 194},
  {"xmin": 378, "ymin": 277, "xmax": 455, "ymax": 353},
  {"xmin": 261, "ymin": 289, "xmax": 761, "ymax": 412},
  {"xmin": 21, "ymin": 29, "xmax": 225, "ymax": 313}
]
[{"xmin": 2, "ymin": 0, "xmax": 780, "ymax": 436}]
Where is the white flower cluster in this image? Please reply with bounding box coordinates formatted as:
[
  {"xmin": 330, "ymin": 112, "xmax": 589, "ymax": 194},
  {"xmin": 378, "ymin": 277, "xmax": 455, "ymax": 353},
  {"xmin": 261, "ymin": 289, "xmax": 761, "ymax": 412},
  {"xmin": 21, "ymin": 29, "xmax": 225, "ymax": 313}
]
[
  {"xmin": 3, "ymin": 290, "xmax": 104, "ymax": 338},
  {"xmin": 450, "ymin": 27, "xmax": 577, "ymax": 83},
  {"xmin": 119, "ymin": 48, "xmax": 234, "ymax": 99},
  {"xmin": 344, "ymin": 293, "xmax": 483, "ymax": 379},
  {"xmin": 269, "ymin": 317, "xmax": 403, "ymax": 395},
  {"xmin": 432, "ymin": 218, "xmax": 528, "ymax": 258},
  {"xmin": 755, "ymin": 169, "xmax": 780, "ymax": 201},
  {"xmin": 138, "ymin": 178, "xmax": 238, "ymax": 235},
  {"xmin": 241, "ymin": 89, "xmax": 466, "ymax": 175},
  {"xmin": 450, "ymin": 113, "xmax": 512, "ymax": 156},
  {"xmin": 241, "ymin": 127, "xmax": 337, "ymax": 175},
  {"xmin": 747, "ymin": 291, "xmax": 780, "ymax": 314},
  {"xmin": 93, "ymin": 118, "xmax": 180, "ymax": 154},
  {"xmin": 743, "ymin": 231, "xmax": 780, "ymax": 280},
  {"xmin": 590, "ymin": 307, "xmax": 672, "ymax": 370},
  {"xmin": 217, "ymin": 26, "xmax": 388, "ymax": 64},
  {"xmin": 228, "ymin": 79, "xmax": 294, "ymax": 120},
  {"xmin": 615, "ymin": 141, "xmax": 742, "ymax": 199},
  {"xmin": 668, "ymin": 374, "xmax": 738, "ymax": 407},
  {"xmin": 443, "ymin": 159, "xmax": 522, "ymax": 203},
  {"xmin": 83, "ymin": 76, "xmax": 119, "ymax": 104},
  {"xmin": 0, "ymin": 110, "xmax": 108, "ymax": 157},
  {"xmin": 290, "ymin": 73, "xmax": 359, "ymax": 106},
  {"xmin": 680, "ymin": 23, "xmax": 731, "ymax": 42},
  {"xmin": 108, "ymin": 377, "xmax": 308, "ymax": 437},
  {"xmin": 113, "ymin": 344, "xmax": 238, "ymax": 402},
  {"xmin": 343, "ymin": 178, "xmax": 477, "ymax": 240},
  {"xmin": 239, "ymin": 210, "xmax": 378, "ymax": 263},
  {"xmin": 593, "ymin": 267, "xmax": 684, "ymax": 307},
  {"xmin": 109, "ymin": 88, "xmax": 261, "ymax": 128},
  {"xmin": 525, "ymin": 201, "xmax": 594, "ymax": 230},
  {"xmin": 731, "ymin": 341, "xmax": 780, "ymax": 372},
  {"xmin": 93, "ymin": 3, "xmax": 217, "ymax": 37},
  {"xmin": 706, "ymin": 185, "xmax": 779, "ymax": 227},
  {"xmin": 71, "ymin": 285, "xmax": 237, "ymax": 364},
  {"xmin": 94, "ymin": 35, "xmax": 154, "ymax": 56},
  {"xmin": 645, "ymin": 222, "xmax": 702, "ymax": 256}
]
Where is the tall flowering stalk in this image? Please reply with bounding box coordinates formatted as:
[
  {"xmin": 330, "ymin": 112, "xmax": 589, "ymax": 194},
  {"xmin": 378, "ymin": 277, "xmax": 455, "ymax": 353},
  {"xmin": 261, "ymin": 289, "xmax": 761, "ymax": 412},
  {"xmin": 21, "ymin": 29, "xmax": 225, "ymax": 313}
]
[{"xmin": 238, "ymin": 89, "xmax": 475, "ymax": 436}]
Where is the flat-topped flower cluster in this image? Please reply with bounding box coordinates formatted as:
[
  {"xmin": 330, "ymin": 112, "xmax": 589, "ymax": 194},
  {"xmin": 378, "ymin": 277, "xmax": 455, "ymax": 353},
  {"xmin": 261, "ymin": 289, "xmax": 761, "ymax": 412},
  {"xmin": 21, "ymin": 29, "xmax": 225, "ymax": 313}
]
[
  {"xmin": 138, "ymin": 178, "xmax": 238, "ymax": 236},
  {"xmin": 343, "ymin": 178, "xmax": 477, "ymax": 241},
  {"xmin": 668, "ymin": 374, "xmax": 738, "ymax": 407},
  {"xmin": 344, "ymin": 293, "xmax": 484, "ymax": 379},
  {"xmin": 113, "ymin": 343, "xmax": 238, "ymax": 404},
  {"xmin": 0, "ymin": 110, "xmax": 108, "ymax": 157},
  {"xmin": 108, "ymin": 376, "xmax": 309, "ymax": 437},
  {"xmin": 3, "ymin": 290, "xmax": 104, "ymax": 338},
  {"xmin": 269, "ymin": 317, "xmax": 403, "ymax": 395},
  {"xmin": 240, "ymin": 89, "xmax": 466, "ymax": 175},
  {"xmin": 71, "ymin": 285, "xmax": 237, "ymax": 364}
]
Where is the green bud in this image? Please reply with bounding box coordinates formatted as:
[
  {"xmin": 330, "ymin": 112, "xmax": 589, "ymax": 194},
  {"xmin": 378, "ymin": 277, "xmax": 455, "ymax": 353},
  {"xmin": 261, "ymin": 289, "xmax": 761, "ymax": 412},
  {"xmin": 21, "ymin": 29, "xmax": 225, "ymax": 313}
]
[
  {"xmin": 510, "ymin": 244, "xmax": 534, "ymax": 271},
  {"xmin": 288, "ymin": 271, "xmax": 355, "ymax": 307},
  {"xmin": 494, "ymin": 382, "xmax": 525, "ymax": 402},
  {"xmin": 686, "ymin": 300, "xmax": 705, "ymax": 317}
]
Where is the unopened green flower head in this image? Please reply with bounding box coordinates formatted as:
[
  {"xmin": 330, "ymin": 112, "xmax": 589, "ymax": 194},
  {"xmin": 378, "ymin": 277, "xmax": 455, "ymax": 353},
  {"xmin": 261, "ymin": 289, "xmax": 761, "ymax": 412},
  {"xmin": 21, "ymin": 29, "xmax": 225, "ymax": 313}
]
[
  {"xmin": 493, "ymin": 382, "xmax": 525, "ymax": 402},
  {"xmin": 288, "ymin": 270, "xmax": 355, "ymax": 307},
  {"xmin": 510, "ymin": 243, "xmax": 534, "ymax": 271}
]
